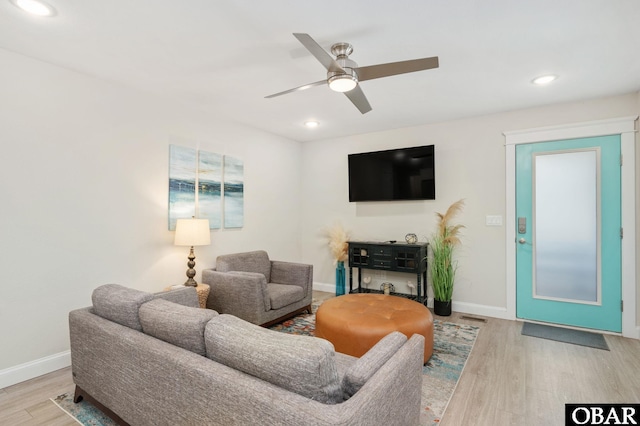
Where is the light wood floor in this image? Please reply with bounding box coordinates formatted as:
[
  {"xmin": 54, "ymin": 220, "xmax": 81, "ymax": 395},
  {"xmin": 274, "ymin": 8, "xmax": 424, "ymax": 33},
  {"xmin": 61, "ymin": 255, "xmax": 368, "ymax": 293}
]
[{"xmin": 2, "ymin": 292, "xmax": 639, "ymax": 426}]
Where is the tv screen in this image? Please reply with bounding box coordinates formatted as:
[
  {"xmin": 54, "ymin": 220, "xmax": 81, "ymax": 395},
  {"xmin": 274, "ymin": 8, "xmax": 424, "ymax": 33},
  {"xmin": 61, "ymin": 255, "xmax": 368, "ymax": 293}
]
[{"xmin": 348, "ymin": 145, "xmax": 435, "ymax": 202}]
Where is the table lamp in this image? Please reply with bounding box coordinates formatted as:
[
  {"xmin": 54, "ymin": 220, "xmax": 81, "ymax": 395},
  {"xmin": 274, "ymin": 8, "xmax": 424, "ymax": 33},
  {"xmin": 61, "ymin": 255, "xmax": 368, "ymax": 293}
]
[{"xmin": 174, "ymin": 218, "xmax": 211, "ymax": 286}]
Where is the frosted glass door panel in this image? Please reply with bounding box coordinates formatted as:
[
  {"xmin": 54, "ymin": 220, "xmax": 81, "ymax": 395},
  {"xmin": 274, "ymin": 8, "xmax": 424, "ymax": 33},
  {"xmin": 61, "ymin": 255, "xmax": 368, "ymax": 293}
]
[{"xmin": 533, "ymin": 150, "xmax": 598, "ymax": 302}]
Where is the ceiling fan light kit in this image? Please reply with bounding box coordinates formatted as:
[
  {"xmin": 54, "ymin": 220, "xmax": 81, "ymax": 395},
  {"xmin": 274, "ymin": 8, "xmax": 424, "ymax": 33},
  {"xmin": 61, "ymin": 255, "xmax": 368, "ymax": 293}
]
[
  {"xmin": 328, "ymin": 73, "xmax": 357, "ymax": 92},
  {"xmin": 266, "ymin": 33, "xmax": 439, "ymax": 114}
]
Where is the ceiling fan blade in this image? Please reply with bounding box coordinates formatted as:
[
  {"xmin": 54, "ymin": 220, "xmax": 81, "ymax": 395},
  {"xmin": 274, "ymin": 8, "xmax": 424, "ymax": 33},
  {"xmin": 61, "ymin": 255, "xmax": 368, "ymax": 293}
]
[
  {"xmin": 356, "ymin": 56, "xmax": 439, "ymax": 82},
  {"xmin": 293, "ymin": 33, "xmax": 344, "ymax": 73},
  {"xmin": 265, "ymin": 80, "xmax": 326, "ymax": 98},
  {"xmin": 344, "ymin": 85, "xmax": 372, "ymax": 114}
]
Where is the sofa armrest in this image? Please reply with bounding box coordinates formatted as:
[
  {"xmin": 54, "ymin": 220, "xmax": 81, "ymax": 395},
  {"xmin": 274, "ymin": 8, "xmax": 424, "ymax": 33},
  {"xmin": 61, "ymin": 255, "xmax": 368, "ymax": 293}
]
[
  {"xmin": 202, "ymin": 269, "xmax": 270, "ymax": 323},
  {"xmin": 270, "ymin": 261, "xmax": 313, "ymax": 297}
]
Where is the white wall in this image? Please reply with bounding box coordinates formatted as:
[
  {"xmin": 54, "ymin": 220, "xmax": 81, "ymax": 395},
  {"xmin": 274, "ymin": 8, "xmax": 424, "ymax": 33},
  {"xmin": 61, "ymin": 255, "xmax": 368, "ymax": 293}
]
[
  {"xmin": 0, "ymin": 49, "xmax": 302, "ymax": 381},
  {"xmin": 1, "ymin": 45, "xmax": 638, "ymax": 387},
  {"xmin": 300, "ymin": 92, "xmax": 639, "ymax": 319}
]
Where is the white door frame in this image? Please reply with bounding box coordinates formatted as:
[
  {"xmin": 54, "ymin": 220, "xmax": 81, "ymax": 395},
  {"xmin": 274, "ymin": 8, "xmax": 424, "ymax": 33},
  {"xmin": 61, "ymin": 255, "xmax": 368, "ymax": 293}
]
[{"xmin": 504, "ymin": 116, "xmax": 638, "ymax": 338}]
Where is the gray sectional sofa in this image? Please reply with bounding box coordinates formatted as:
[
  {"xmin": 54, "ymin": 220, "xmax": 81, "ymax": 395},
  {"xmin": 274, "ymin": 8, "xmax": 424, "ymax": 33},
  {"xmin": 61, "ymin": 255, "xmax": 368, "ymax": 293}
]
[{"xmin": 69, "ymin": 284, "xmax": 425, "ymax": 426}]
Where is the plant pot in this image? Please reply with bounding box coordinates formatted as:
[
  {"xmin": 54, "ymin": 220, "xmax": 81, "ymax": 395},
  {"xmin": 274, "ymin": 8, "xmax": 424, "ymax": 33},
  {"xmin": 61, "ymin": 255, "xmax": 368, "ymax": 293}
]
[{"xmin": 433, "ymin": 299, "xmax": 452, "ymax": 316}]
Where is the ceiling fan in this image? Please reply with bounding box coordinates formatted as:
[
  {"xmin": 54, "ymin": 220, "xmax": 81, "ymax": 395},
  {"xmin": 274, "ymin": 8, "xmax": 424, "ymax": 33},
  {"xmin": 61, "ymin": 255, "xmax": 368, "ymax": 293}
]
[{"xmin": 265, "ymin": 33, "xmax": 439, "ymax": 114}]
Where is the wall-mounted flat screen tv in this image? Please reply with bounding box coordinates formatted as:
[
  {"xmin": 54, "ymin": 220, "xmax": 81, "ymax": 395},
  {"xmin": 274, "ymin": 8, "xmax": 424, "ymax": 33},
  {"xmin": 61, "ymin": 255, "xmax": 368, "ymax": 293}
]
[{"xmin": 348, "ymin": 145, "xmax": 435, "ymax": 202}]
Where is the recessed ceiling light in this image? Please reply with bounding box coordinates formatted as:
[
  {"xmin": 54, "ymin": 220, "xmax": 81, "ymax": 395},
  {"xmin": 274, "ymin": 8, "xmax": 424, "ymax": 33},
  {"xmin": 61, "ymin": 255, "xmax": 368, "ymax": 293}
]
[
  {"xmin": 10, "ymin": 0, "xmax": 56, "ymax": 16},
  {"xmin": 532, "ymin": 74, "xmax": 557, "ymax": 85},
  {"xmin": 304, "ymin": 121, "xmax": 319, "ymax": 128}
]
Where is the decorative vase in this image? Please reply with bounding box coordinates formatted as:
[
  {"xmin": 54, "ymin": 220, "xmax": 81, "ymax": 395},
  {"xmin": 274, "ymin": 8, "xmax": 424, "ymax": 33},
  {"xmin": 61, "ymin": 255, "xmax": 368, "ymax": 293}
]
[
  {"xmin": 405, "ymin": 233, "xmax": 418, "ymax": 244},
  {"xmin": 335, "ymin": 261, "xmax": 346, "ymax": 296},
  {"xmin": 433, "ymin": 299, "xmax": 452, "ymax": 316}
]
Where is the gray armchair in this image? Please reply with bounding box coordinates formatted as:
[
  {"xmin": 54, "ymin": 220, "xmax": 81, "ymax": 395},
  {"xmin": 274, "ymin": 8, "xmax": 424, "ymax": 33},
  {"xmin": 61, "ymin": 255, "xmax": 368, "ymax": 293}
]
[{"xmin": 202, "ymin": 250, "xmax": 313, "ymax": 327}]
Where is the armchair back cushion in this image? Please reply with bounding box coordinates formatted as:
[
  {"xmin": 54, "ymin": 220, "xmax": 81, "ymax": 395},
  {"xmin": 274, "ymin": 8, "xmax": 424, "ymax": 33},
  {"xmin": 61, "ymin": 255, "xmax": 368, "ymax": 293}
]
[{"xmin": 215, "ymin": 250, "xmax": 271, "ymax": 282}]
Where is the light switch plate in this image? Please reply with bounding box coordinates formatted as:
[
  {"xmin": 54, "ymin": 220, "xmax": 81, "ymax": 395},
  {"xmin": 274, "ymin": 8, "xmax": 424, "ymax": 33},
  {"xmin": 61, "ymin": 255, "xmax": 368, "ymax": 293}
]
[{"xmin": 486, "ymin": 215, "xmax": 503, "ymax": 226}]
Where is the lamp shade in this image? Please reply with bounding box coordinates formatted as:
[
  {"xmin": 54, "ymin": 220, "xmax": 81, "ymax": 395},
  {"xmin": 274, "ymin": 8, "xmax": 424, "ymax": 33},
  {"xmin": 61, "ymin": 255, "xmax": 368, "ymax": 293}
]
[{"xmin": 174, "ymin": 218, "xmax": 211, "ymax": 246}]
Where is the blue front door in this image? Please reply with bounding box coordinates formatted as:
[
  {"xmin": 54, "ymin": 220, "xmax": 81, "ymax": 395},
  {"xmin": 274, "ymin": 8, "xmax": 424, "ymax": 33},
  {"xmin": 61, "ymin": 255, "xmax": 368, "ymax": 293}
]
[{"xmin": 515, "ymin": 135, "xmax": 621, "ymax": 332}]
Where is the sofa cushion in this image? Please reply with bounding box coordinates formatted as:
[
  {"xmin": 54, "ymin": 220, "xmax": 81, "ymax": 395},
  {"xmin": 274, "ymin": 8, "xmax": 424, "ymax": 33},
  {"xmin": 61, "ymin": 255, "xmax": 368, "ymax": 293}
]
[
  {"xmin": 91, "ymin": 284, "xmax": 154, "ymax": 331},
  {"xmin": 215, "ymin": 250, "xmax": 272, "ymax": 282},
  {"xmin": 267, "ymin": 283, "xmax": 304, "ymax": 310},
  {"xmin": 205, "ymin": 314, "xmax": 342, "ymax": 404},
  {"xmin": 139, "ymin": 299, "xmax": 218, "ymax": 356},
  {"xmin": 342, "ymin": 331, "xmax": 407, "ymax": 398}
]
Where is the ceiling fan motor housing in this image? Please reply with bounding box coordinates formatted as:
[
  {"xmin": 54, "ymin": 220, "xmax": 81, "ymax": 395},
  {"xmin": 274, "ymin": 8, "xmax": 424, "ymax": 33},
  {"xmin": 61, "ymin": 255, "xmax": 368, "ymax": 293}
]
[{"xmin": 327, "ymin": 42, "xmax": 358, "ymax": 91}]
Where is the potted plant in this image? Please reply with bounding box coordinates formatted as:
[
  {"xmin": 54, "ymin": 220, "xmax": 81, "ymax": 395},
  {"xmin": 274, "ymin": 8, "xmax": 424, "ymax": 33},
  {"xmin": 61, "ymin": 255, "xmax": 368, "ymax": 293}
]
[{"xmin": 430, "ymin": 199, "xmax": 465, "ymax": 316}]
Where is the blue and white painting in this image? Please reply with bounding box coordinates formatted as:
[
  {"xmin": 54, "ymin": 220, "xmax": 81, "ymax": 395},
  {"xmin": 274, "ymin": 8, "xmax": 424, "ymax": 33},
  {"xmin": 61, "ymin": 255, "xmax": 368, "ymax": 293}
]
[
  {"xmin": 223, "ymin": 155, "xmax": 244, "ymax": 228},
  {"xmin": 198, "ymin": 151, "xmax": 222, "ymax": 229},
  {"xmin": 168, "ymin": 145, "xmax": 196, "ymax": 230}
]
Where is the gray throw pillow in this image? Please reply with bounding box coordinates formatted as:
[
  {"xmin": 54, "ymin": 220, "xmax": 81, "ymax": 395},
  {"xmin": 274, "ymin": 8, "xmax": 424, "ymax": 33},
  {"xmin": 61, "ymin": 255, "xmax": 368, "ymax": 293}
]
[
  {"xmin": 342, "ymin": 331, "xmax": 407, "ymax": 398},
  {"xmin": 91, "ymin": 284, "xmax": 154, "ymax": 331},
  {"xmin": 205, "ymin": 314, "xmax": 343, "ymax": 404},
  {"xmin": 139, "ymin": 299, "xmax": 218, "ymax": 356}
]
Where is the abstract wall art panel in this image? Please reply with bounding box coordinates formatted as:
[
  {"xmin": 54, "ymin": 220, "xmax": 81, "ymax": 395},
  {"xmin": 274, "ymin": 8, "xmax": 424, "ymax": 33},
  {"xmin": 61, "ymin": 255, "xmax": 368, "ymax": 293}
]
[
  {"xmin": 168, "ymin": 145, "xmax": 197, "ymax": 230},
  {"xmin": 198, "ymin": 151, "xmax": 222, "ymax": 229},
  {"xmin": 223, "ymin": 155, "xmax": 244, "ymax": 228}
]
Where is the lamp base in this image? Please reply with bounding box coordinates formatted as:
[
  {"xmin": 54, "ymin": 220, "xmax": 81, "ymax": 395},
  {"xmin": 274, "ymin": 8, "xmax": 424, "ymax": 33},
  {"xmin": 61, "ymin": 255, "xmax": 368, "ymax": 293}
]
[
  {"xmin": 184, "ymin": 246, "xmax": 198, "ymax": 287},
  {"xmin": 184, "ymin": 278, "xmax": 198, "ymax": 287}
]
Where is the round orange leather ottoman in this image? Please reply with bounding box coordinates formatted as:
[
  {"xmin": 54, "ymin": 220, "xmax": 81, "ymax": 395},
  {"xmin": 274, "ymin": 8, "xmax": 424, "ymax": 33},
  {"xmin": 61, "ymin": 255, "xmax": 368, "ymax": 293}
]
[{"xmin": 315, "ymin": 294, "xmax": 433, "ymax": 363}]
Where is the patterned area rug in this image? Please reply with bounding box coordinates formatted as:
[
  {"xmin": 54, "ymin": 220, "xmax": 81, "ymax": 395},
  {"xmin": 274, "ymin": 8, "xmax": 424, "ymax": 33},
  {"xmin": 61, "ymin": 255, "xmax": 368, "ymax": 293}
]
[
  {"xmin": 270, "ymin": 305, "xmax": 480, "ymax": 425},
  {"xmin": 53, "ymin": 304, "xmax": 479, "ymax": 426},
  {"xmin": 52, "ymin": 392, "xmax": 115, "ymax": 426}
]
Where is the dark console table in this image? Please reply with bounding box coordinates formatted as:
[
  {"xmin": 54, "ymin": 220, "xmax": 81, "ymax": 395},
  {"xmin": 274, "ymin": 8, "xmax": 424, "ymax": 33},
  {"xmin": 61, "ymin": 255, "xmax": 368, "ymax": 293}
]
[{"xmin": 347, "ymin": 241, "xmax": 428, "ymax": 304}]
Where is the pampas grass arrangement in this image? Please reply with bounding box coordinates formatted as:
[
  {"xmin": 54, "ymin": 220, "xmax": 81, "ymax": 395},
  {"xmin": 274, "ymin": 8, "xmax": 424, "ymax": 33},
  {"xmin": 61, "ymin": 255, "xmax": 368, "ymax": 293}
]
[
  {"xmin": 431, "ymin": 199, "xmax": 465, "ymax": 303},
  {"xmin": 327, "ymin": 223, "xmax": 349, "ymax": 264}
]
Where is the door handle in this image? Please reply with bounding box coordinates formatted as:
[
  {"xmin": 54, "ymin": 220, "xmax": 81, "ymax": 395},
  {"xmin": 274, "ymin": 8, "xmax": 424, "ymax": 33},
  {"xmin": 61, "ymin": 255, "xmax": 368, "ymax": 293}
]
[{"xmin": 518, "ymin": 238, "xmax": 532, "ymax": 245}]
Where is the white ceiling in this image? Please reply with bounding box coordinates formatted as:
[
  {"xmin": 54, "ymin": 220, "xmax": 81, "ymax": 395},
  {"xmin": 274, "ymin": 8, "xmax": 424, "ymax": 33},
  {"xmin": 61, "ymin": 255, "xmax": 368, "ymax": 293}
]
[{"xmin": 2, "ymin": 0, "xmax": 639, "ymax": 142}]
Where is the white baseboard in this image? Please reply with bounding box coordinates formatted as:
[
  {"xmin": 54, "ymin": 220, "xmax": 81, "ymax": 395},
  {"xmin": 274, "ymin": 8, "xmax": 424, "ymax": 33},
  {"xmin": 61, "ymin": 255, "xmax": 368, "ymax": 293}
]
[
  {"xmin": 312, "ymin": 282, "xmax": 335, "ymax": 294},
  {"xmin": 449, "ymin": 300, "xmax": 512, "ymax": 320},
  {"xmin": 0, "ymin": 351, "xmax": 71, "ymax": 390},
  {"xmin": 313, "ymin": 283, "xmax": 512, "ymax": 321}
]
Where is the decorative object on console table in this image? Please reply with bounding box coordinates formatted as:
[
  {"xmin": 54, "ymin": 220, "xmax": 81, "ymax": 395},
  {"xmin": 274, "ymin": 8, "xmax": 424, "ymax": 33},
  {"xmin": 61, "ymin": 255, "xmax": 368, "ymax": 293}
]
[
  {"xmin": 405, "ymin": 233, "xmax": 418, "ymax": 244},
  {"xmin": 380, "ymin": 282, "xmax": 395, "ymax": 295},
  {"xmin": 429, "ymin": 199, "xmax": 465, "ymax": 316},
  {"xmin": 174, "ymin": 218, "xmax": 211, "ymax": 286},
  {"xmin": 327, "ymin": 223, "xmax": 349, "ymax": 296}
]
